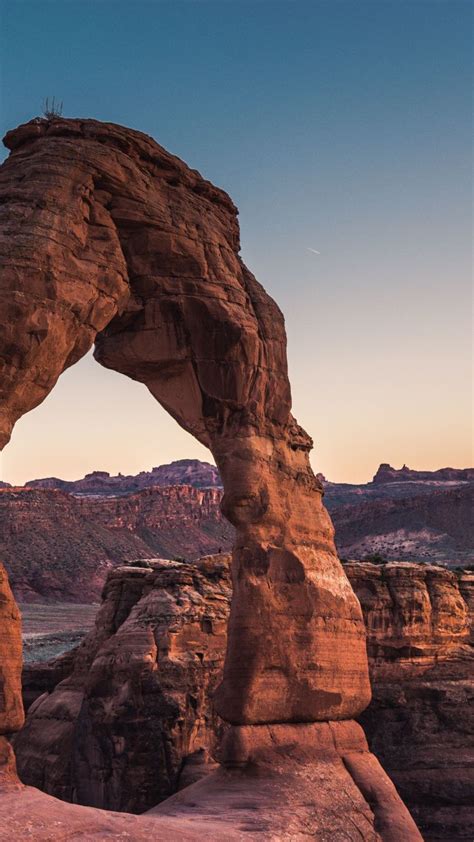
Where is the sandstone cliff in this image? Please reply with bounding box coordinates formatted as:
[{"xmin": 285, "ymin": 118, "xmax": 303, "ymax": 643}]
[
  {"xmin": 24, "ymin": 459, "xmax": 222, "ymax": 493},
  {"xmin": 334, "ymin": 484, "xmax": 474, "ymax": 566},
  {"xmin": 16, "ymin": 556, "xmax": 474, "ymax": 840},
  {"xmin": 15, "ymin": 555, "xmax": 231, "ymax": 811},
  {"xmin": 0, "ymin": 486, "xmax": 232, "ymax": 601},
  {"xmin": 2, "ymin": 465, "xmax": 473, "ymax": 602},
  {"xmin": 373, "ymin": 464, "xmax": 474, "ymax": 484},
  {"xmin": 346, "ymin": 562, "xmax": 474, "ymax": 842},
  {"xmin": 0, "ymin": 563, "xmax": 24, "ymax": 788}
]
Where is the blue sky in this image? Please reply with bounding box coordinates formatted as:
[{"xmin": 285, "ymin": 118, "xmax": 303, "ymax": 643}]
[{"xmin": 0, "ymin": 0, "xmax": 472, "ymax": 483}]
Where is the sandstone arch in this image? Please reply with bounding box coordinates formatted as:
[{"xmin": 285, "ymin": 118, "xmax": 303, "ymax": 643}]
[
  {"xmin": 0, "ymin": 117, "xmax": 370, "ymax": 725},
  {"xmin": 0, "ymin": 119, "xmax": 422, "ymax": 839}
]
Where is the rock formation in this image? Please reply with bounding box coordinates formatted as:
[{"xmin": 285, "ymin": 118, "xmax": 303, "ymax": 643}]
[
  {"xmin": 0, "ymin": 117, "xmax": 421, "ymax": 838},
  {"xmin": 0, "ymin": 563, "xmax": 23, "ymax": 787},
  {"xmin": 16, "ymin": 557, "xmax": 474, "ymax": 839},
  {"xmin": 2, "ymin": 461, "xmax": 472, "ymax": 604},
  {"xmin": 15, "ymin": 556, "xmax": 231, "ymax": 810},
  {"xmin": 373, "ymin": 464, "xmax": 474, "ymax": 484},
  {"xmin": 0, "ymin": 116, "xmax": 371, "ymax": 723},
  {"xmin": 24, "ymin": 459, "xmax": 222, "ymax": 493},
  {"xmin": 347, "ymin": 562, "xmax": 474, "ymax": 842},
  {"xmin": 1, "ymin": 485, "xmax": 232, "ymax": 601},
  {"xmin": 335, "ymin": 485, "xmax": 474, "ymax": 565}
]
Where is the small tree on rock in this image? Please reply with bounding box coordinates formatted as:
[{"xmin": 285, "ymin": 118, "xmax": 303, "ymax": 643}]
[{"xmin": 42, "ymin": 96, "xmax": 63, "ymax": 119}]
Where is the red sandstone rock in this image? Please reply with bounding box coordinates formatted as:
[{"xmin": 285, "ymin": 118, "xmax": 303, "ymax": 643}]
[
  {"xmin": 151, "ymin": 721, "xmax": 421, "ymax": 841},
  {"xmin": 0, "ymin": 737, "xmax": 20, "ymax": 790},
  {"xmin": 14, "ymin": 556, "xmax": 232, "ymax": 811},
  {"xmin": 334, "ymin": 483, "xmax": 474, "ymax": 565},
  {"xmin": 349, "ymin": 561, "xmax": 474, "ymax": 842},
  {"xmin": 0, "ymin": 485, "xmax": 232, "ymax": 601},
  {"xmin": 11, "ymin": 558, "xmax": 427, "ymax": 839},
  {"xmin": 344, "ymin": 561, "xmax": 470, "ymax": 660},
  {"xmin": 0, "ymin": 117, "xmax": 426, "ymax": 838},
  {"xmin": 16, "ymin": 558, "xmax": 473, "ymax": 839},
  {"xmin": 0, "ymin": 563, "xmax": 23, "ymax": 736},
  {"xmin": 0, "ymin": 116, "xmax": 371, "ymax": 724},
  {"xmin": 2, "ymin": 462, "xmax": 473, "ymax": 603}
]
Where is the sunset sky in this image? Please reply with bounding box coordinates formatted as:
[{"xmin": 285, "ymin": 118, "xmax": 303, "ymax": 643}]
[{"xmin": 0, "ymin": 0, "xmax": 472, "ymax": 485}]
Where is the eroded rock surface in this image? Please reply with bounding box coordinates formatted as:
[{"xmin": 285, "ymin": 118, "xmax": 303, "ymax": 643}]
[
  {"xmin": 0, "ymin": 117, "xmax": 424, "ymax": 838},
  {"xmin": 2, "ymin": 461, "xmax": 474, "ymax": 603},
  {"xmin": 0, "ymin": 116, "xmax": 371, "ymax": 725},
  {"xmin": 14, "ymin": 556, "xmax": 231, "ymax": 811},
  {"xmin": 0, "ymin": 563, "xmax": 23, "ymax": 736},
  {"xmin": 0, "ymin": 562, "xmax": 23, "ymax": 793},
  {"xmin": 344, "ymin": 561, "xmax": 471, "ymax": 660},
  {"xmin": 1, "ymin": 485, "xmax": 232, "ymax": 601},
  {"xmin": 24, "ymin": 459, "xmax": 222, "ymax": 492},
  {"xmin": 347, "ymin": 562, "xmax": 474, "ymax": 842},
  {"xmin": 1, "ymin": 730, "xmax": 422, "ymax": 842},
  {"xmin": 16, "ymin": 557, "xmax": 473, "ymax": 839}
]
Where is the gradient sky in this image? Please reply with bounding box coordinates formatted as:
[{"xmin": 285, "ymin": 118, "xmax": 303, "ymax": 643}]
[{"xmin": 0, "ymin": 0, "xmax": 472, "ymax": 485}]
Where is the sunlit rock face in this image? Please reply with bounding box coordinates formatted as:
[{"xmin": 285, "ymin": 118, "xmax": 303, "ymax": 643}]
[
  {"xmin": 349, "ymin": 562, "xmax": 474, "ymax": 842},
  {"xmin": 344, "ymin": 561, "xmax": 471, "ymax": 660},
  {"xmin": 0, "ymin": 563, "xmax": 23, "ymax": 787},
  {"xmin": 15, "ymin": 557, "xmax": 230, "ymax": 811},
  {"xmin": 0, "ymin": 117, "xmax": 370, "ymax": 724},
  {"xmin": 17, "ymin": 559, "xmax": 473, "ymax": 840},
  {"xmin": 0, "ymin": 563, "xmax": 23, "ymax": 735},
  {"xmin": 0, "ymin": 118, "xmax": 425, "ymax": 840}
]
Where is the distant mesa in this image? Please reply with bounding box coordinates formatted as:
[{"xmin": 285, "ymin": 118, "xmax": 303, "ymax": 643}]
[
  {"xmin": 1, "ymin": 459, "xmax": 473, "ymax": 602},
  {"xmin": 23, "ymin": 458, "xmax": 222, "ymax": 494},
  {"xmin": 3, "ymin": 459, "xmax": 472, "ymax": 495},
  {"xmin": 373, "ymin": 463, "xmax": 474, "ymax": 484}
]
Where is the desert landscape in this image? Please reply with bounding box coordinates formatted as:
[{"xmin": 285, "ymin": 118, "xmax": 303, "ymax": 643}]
[
  {"xmin": 2, "ymin": 459, "xmax": 472, "ymax": 604},
  {"xmin": 0, "ymin": 2, "xmax": 471, "ymax": 840}
]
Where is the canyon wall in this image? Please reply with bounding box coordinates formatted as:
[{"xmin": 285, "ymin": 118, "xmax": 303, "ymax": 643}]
[
  {"xmin": 16, "ymin": 557, "xmax": 474, "ymax": 840},
  {"xmin": 336, "ymin": 484, "xmax": 474, "ymax": 566},
  {"xmin": 347, "ymin": 562, "xmax": 474, "ymax": 842},
  {"xmin": 1, "ymin": 471, "xmax": 472, "ymax": 603},
  {"xmin": 0, "ymin": 486, "xmax": 232, "ymax": 601}
]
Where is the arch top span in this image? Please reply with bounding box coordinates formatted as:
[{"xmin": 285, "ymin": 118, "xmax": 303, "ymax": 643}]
[{"xmin": 0, "ymin": 118, "xmax": 371, "ymax": 724}]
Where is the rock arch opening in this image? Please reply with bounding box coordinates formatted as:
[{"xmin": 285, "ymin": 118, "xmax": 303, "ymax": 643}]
[
  {"xmin": 0, "ymin": 117, "xmax": 426, "ymax": 841},
  {"xmin": 0, "ymin": 117, "xmax": 371, "ymax": 725}
]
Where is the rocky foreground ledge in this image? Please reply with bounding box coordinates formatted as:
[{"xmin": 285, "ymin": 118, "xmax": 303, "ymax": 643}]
[
  {"xmin": 11, "ymin": 556, "xmax": 474, "ymax": 841},
  {"xmin": 2, "ymin": 563, "xmax": 422, "ymax": 842}
]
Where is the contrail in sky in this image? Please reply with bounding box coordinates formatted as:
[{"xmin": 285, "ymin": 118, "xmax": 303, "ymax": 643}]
[{"xmin": 307, "ymin": 247, "xmax": 321, "ymax": 254}]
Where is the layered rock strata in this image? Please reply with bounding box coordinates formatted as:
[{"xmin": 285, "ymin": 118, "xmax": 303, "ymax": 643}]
[
  {"xmin": 0, "ymin": 564, "xmax": 23, "ymax": 736},
  {"xmin": 0, "ymin": 116, "xmax": 371, "ymax": 726},
  {"xmin": 16, "ymin": 558, "xmax": 473, "ymax": 840},
  {"xmin": 15, "ymin": 556, "xmax": 231, "ymax": 811},
  {"xmin": 0, "ymin": 563, "xmax": 23, "ymax": 786},
  {"xmin": 346, "ymin": 562, "xmax": 474, "ymax": 842},
  {"xmin": 2, "ymin": 474, "xmax": 473, "ymax": 604},
  {"xmin": 1, "ymin": 485, "xmax": 232, "ymax": 602},
  {"xmin": 0, "ymin": 117, "xmax": 418, "ymax": 838}
]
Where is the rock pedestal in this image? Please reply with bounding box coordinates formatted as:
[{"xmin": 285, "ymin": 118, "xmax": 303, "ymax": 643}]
[{"xmin": 152, "ymin": 722, "xmax": 422, "ymax": 841}]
